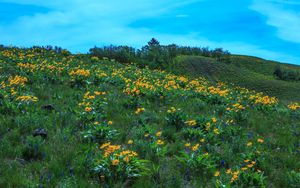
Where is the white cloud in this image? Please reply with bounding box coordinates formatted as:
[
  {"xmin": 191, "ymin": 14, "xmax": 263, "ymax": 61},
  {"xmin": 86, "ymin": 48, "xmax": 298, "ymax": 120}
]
[
  {"xmin": 0, "ymin": 0, "xmax": 202, "ymax": 49},
  {"xmin": 250, "ymin": 0, "xmax": 300, "ymax": 44}
]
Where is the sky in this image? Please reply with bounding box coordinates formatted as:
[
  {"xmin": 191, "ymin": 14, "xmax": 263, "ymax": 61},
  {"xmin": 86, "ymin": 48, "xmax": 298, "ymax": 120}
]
[{"xmin": 0, "ymin": 0, "xmax": 300, "ymax": 65}]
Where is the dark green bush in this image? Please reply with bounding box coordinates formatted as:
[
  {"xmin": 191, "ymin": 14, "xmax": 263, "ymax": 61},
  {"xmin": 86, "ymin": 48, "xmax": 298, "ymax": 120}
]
[{"xmin": 22, "ymin": 136, "xmax": 45, "ymax": 161}]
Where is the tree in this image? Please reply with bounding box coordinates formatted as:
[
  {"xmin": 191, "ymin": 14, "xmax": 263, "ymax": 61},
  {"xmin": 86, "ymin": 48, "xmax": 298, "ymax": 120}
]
[
  {"xmin": 274, "ymin": 66, "xmax": 300, "ymax": 81},
  {"xmin": 89, "ymin": 45, "xmax": 136, "ymax": 64},
  {"xmin": 140, "ymin": 38, "xmax": 164, "ymax": 68},
  {"xmin": 274, "ymin": 66, "xmax": 283, "ymax": 79},
  {"xmin": 148, "ymin": 38, "xmax": 159, "ymax": 46}
]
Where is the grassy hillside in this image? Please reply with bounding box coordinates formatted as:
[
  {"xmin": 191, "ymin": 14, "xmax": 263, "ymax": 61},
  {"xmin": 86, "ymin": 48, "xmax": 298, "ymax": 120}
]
[
  {"xmin": 170, "ymin": 55, "xmax": 300, "ymax": 103},
  {"xmin": 0, "ymin": 48, "xmax": 300, "ymax": 187},
  {"xmin": 230, "ymin": 55, "xmax": 300, "ymax": 75}
]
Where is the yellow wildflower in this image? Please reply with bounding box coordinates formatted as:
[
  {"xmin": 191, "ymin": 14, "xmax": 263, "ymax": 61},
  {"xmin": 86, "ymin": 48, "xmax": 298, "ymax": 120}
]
[
  {"xmin": 112, "ymin": 159, "xmax": 120, "ymax": 166},
  {"xmin": 123, "ymin": 156, "xmax": 130, "ymax": 163},
  {"xmin": 226, "ymin": 169, "xmax": 232, "ymax": 174},
  {"xmin": 288, "ymin": 102, "xmax": 300, "ymax": 110},
  {"xmin": 185, "ymin": 120, "xmax": 197, "ymax": 126},
  {"xmin": 128, "ymin": 140, "xmax": 133, "ymax": 145},
  {"xmin": 16, "ymin": 95, "xmax": 38, "ymax": 102},
  {"xmin": 135, "ymin": 107, "xmax": 145, "ymax": 114},
  {"xmin": 156, "ymin": 139, "xmax": 164, "ymax": 145},
  {"xmin": 85, "ymin": 107, "xmax": 92, "ymax": 112},
  {"xmin": 185, "ymin": 143, "xmax": 191, "ymax": 147},
  {"xmin": 8, "ymin": 75, "xmax": 28, "ymax": 87},
  {"xmin": 205, "ymin": 122, "xmax": 211, "ymax": 131},
  {"xmin": 192, "ymin": 143, "xmax": 200, "ymax": 151},
  {"xmin": 214, "ymin": 171, "xmax": 220, "ymax": 177},
  {"xmin": 230, "ymin": 170, "xmax": 240, "ymax": 183},
  {"xmin": 156, "ymin": 131, "xmax": 162, "ymax": 137},
  {"xmin": 69, "ymin": 68, "xmax": 90, "ymax": 77},
  {"xmin": 257, "ymin": 138, "xmax": 264, "ymax": 143},
  {"xmin": 100, "ymin": 142, "xmax": 111, "ymax": 149},
  {"xmin": 213, "ymin": 128, "xmax": 219, "ymax": 135},
  {"xmin": 167, "ymin": 107, "xmax": 177, "ymax": 113},
  {"xmin": 212, "ymin": 117, "xmax": 217, "ymax": 123}
]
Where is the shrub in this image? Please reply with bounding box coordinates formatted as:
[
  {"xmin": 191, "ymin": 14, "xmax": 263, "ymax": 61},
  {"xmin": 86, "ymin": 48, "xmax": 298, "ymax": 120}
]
[
  {"xmin": 287, "ymin": 170, "xmax": 300, "ymax": 187},
  {"xmin": 165, "ymin": 107, "xmax": 186, "ymax": 130},
  {"xmin": 92, "ymin": 142, "xmax": 149, "ymax": 185},
  {"xmin": 82, "ymin": 123, "xmax": 118, "ymax": 144},
  {"xmin": 22, "ymin": 136, "xmax": 45, "ymax": 161},
  {"xmin": 274, "ymin": 66, "xmax": 300, "ymax": 81}
]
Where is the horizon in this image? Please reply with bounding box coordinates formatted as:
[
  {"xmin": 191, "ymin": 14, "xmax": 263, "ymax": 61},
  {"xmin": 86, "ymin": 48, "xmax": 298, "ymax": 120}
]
[{"xmin": 1, "ymin": 0, "xmax": 300, "ymax": 65}]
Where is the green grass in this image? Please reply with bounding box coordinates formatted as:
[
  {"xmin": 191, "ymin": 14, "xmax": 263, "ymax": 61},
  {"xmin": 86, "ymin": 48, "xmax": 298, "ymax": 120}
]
[
  {"xmin": 170, "ymin": 55, "xmax": 300, "ymax": 103},
  {"xmin": 0, "ymin": 48, "xmax": 300, "ymax": 187}
]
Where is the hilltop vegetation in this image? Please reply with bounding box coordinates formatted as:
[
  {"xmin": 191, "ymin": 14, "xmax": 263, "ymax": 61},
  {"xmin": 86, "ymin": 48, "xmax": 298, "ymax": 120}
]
[
  {"xmin": 0, "ymin": 44, "xmax": 300, "ymax": 187},
  {"xmin": 171, "ymin": 55, "xmax": 300, "ymax": 103},
  {"xmin": 89, "ymin": 38, "xmax": 300, "ymax": 102}
]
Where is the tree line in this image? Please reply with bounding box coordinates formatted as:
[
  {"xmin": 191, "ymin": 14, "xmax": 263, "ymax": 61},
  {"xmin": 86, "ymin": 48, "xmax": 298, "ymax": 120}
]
[
  {"xmin": 89, "ymin": 38, "xmax": 231, "ymax": 69},
  {"xmin": 2, "ymin": 39, "xmax": 299, "ymax": 82},
  {"xmin": 274, "ymin": 66, "xmax": 300, "ymax": 81}
]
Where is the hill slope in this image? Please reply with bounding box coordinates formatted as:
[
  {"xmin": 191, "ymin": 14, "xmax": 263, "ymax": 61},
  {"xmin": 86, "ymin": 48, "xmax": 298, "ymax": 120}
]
[
  {"xmin": 0, "ymin": 48, "xmax": 299, "ymax": 187},
  {"xmin": 170, "ymin": 55, "xmax": 300, "ymax": 103}
]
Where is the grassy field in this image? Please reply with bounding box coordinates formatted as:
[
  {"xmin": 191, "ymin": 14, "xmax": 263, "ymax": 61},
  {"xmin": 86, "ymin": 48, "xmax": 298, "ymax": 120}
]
[
  {"xmin": 0, "ymin": 47, "xmax": 300, "ymax": 187},
  {"xmin": 170, "ymin": 55, "xmax": 300, "ymax": 103}
]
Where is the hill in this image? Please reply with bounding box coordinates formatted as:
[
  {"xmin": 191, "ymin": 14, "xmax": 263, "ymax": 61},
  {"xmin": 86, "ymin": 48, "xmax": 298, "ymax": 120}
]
[
  {"xmin": 0, "ymin": 47, "xmax": 299, "ymax": 187},
  {"xmin": 170, "ymin": 55, "xmax": 300, "ymax": 103}
]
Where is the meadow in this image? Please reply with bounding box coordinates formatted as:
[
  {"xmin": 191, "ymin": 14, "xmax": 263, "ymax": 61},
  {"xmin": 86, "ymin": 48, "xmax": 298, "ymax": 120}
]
[
  {"xmin": 170, "ymin": 55, "xmax": 300, "ymax": 103},
  {"xmin": 0, "ymin": 47, "xmax": 300, "ymax": 187}
]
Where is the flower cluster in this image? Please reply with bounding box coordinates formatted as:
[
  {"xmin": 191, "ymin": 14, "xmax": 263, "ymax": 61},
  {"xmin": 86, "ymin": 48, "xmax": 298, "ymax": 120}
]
[
  {"xmin": 0, "ymin": 47, "xmax": 297, "ymax": 187},
  {"xmin": 288, "ymin": 102, "xmax": 300, "ymax": 111},
  {"xmin": 16, "ymin": 95, "xmax": 38, "ymax": 102},
  {"xmin": 249, "ymin": 94, "xmax": 278, "ymax": 106},
  {"xmin": 8, "ymin": 75, "xmax": 28, "ymax": 87},
  {"xmin": 135, "ymin": 107, "xmax": 145, "ymax": 114},
  {"xmin": 69, "ymin": 68, "xmax": 90, "ymax": 77},
  {"xmin": 94, "ymin": 142, "xmax": 148, "ymax": 183}
]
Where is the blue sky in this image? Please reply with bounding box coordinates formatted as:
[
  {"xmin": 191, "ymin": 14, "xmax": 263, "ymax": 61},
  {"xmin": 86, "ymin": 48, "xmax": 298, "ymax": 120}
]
[{"xmin": 0, "ymin": 0, "xmax": 300, "ymax": 65}]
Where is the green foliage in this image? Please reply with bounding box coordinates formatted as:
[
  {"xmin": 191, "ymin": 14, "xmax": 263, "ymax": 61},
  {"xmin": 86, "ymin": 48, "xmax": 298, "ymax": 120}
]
[
  {"xmin": 287, "ymin": 170, "xmax": 300, "ymax": 187},
  {"xmin": 176, "ymin": 151, "xmax": 215, "ymax": 173},
  {"xmin": 0, "ymin": 45, "xmax": 299, "ymax": 187},
  {"xmin": 22, "ymin": 136, "xmax": 45, "ymax": 161},
  {"xmin": 236, "ymin": 171, "xmax": 266, "ymax": 187},
  {"xmin": 89, "ymin": 45, "xmax": 136, "ymax": 64},
  {"xmin": 82, "ymin": 123, "xmax": 118, "ymax": 144},
  {"xmin": 165, "ymin": 107, "xmax": 187, "ymax": 130},
  {"xmin": 92, "ymin": 143, "xmax": 150, "ymax": 186},
  {"xmin": 171, "ymin": 55, "xmax": 300, "ymax": 102},
  {"xmin": 90, "ymin": 38, "xmax": 232, "ymax": 69},
  {"xmin": 274, "ymin": 65, "xmax": 300, "ymax": 81}
]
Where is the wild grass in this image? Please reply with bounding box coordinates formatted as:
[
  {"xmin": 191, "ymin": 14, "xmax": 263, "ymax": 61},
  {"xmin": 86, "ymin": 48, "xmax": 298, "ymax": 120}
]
[{"xmin": 0, "ymin": 47, "xmax": 299, "ymax": 187}]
